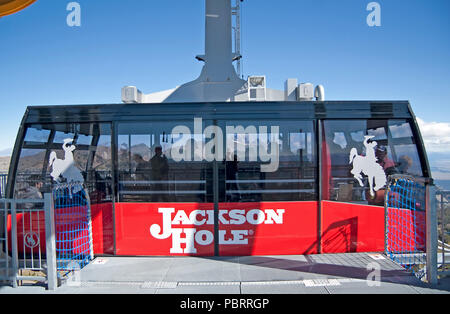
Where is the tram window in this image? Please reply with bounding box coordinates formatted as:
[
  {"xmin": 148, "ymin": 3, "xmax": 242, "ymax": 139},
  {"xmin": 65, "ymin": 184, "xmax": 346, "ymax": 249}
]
[
  {"xmin": 117, "ymin": 121, "xmax": 212, "ymax": 203},
  {"xmin": 16, "ymin": 125, "xmax": 53, "ymax": 200},
  {"xmin": 53, "ymin": 131, "xmax": 76, "ymax": 144},
  {"xmin": 14, "ymin": 149, "xmax": 47, "ymax": 201},
  {"xmin": 14, "ymin": 123, "xmax": 113, "ymax": 204},
  {"xmin": 23, "ymin": 127, "xmax": 50, "ymax": 144},
  {"xmin": 76, "ymin": 134, "xmax": 94, "ymax": 146},
  {"xmin": 322, "ymin": 119, "xmax": 424, "ymax": 205},
  {"xmin": 367, "ymin": 127, "xmax": 387, "ymax": 141},
  {"xmin": 389, "ymin": 122, "xmax": 414, "ymax": 138},
  {"xmin": 393, "ymin": 144, "xmax": 422, "ymax": 176},
  {"xmin": 221, "ymin": 120, "xmax": 317, "ymax": 202}
]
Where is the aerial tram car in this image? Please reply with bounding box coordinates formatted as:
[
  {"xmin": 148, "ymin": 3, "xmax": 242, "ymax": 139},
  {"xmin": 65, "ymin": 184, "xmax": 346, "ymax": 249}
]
[{"xmin": 5, "ymin": 0, "xmax": 431, "ymax": 257}]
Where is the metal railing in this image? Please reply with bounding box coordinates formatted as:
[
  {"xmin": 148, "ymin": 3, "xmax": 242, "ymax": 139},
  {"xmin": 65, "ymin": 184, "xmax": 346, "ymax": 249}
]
[
  {"xmin": 437, "ymin": 189, "xmax": 450, "ymax": 277},
  {"xmin": 0, "ymin": 174, "xmax": 7, "ymax": 199},
  {"xmin": 0, "ymin": 194, "xmax": 57, "ymax": 290}
]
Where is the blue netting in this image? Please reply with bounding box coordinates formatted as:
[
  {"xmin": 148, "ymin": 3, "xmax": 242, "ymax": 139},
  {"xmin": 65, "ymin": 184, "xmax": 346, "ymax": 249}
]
[
  {"xmin": 385, "ymin": 176, "xmax": 427, "ymax": 279},
  {"xmin": 53, "ymin": 183, "xmax": 93, "ymax": 271}
]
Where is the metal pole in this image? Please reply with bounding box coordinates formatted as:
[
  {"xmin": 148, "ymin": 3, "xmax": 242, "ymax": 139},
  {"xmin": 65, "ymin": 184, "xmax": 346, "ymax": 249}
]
[
  {"xmin": 10, "ymin": 200, "xmax": 18, "ymax": 288},
  {"xmin": 317, "ymin": 120, "xmax": 322, "ymax": 254},
  {"xmin": 441, "ymin": 192, "xmax": 445, "ymax": 268},
  {"xmin": 3, "ymin": 200, "xmax": 9, "ymax": 281},
  {"xmin": 384, "ymin": 178, "xmax": 390, "ymax": 255},
  {"xmin": 426, "ymin": 184, "xmax": 438, "ymax": 285},
  {"xmin": 83, "ymin": 187, "xmax": 94, "ymax": 261},
  {"xmin": 44, "ymin": 193, "xmax": 58, "ymax": 290},
  {"xmin": 213, "ymin": 120, "xmax": 219, "ymax": 257},
  {"xmin": 232, "ymin": 0, "xmax": 241, "ymax": 77}
]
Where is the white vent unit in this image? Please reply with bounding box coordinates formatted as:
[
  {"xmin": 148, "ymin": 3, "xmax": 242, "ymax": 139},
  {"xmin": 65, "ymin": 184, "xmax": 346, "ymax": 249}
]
[
  {"xmin": 248, "ymin": 76, "xmax": 267, "ymax": 101},
  {"xmin": 284, "ymin": 78, "xmax": 298, "ymax": 101},
  {"xmin": 121, "ymin": 86, "xmax": 143, "ymax": 104},
  {"xmin": 298, "ymin": 83, "xmax": 314, "ymax": 101}
]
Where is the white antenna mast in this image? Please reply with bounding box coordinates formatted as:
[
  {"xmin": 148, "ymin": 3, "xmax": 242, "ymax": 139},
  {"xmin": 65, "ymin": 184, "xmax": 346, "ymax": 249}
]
[{"xmin": 232, "ymin": 0, "xmax": 243, "ymax": 78}]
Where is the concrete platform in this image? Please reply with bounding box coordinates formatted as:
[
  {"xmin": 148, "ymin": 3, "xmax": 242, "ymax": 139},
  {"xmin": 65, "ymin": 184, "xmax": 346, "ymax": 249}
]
[{"xmin": 1, "ymin": 253, "xmax": 450, "ymax": 294}]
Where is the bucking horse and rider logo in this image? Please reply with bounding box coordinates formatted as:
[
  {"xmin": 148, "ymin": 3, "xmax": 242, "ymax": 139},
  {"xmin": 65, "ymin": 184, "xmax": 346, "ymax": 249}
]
[
  {"xmin": 349, "ymin": 135, "xmax": 387, "ymax": 197},
  {"xmin": 48, "ymin": 138, "xmax": 84, "ymax": 193}
]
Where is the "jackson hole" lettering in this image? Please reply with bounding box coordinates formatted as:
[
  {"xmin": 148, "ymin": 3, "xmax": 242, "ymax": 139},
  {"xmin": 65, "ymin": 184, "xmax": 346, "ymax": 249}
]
[{"xmin": 149, "ymin": 207, "xmax": 285, "ymax": 254}]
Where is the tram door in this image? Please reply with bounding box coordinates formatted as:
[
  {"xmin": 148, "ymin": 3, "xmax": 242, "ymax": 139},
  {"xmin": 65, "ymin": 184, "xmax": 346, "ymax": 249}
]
[
  {"xmin": 215, "ymin": 119, "xmax": 319, "ymax": 256},
  {"xmin": 115, "ymin": 120, "xmax": 215, "ymax": 256},
  {"xmin": 113, "ymin": 118, "xmax": 321, "ymax": 256}
]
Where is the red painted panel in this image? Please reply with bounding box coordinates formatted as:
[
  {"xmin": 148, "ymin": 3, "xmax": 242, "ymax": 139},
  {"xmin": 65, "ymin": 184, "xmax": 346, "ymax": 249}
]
[
  {"xmin": 90, "ymin": 203, "xmax": 114, "ymax": 255},
  {"xmin": 114, "ymin": 201, "xmax": 319, "ymax": 256},
  {"xmin": 321, "ymin": 201, "xmax": 385, "ymax": 253},
  {"xmin": 114, "ymin": 203, "xmax": 215, "ymax": 256},
  {"xmin": 219, "ymin": 202, "xmax": 318, "ymax": 256}
]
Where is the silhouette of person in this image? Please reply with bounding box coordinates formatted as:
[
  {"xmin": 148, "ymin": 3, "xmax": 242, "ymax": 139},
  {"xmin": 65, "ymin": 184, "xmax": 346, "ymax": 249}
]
[
  {"xmin": 17, "ymin": 174, "xmax": 44, "ymax": 209},
  {"xmin": 150, "ymin": 146, "xmax": 169, "ymax": 202},
  {"xmin": 224, "ymin": 154, "xmax": 240, "ymax": 202},
  {"xmin": 134, "ymin": 154, "xmax": 150, "ymax": 181},
  {"xmin": 375, "ymin": 145, "xmax": 397, "ymax": 176},
  {"xmin": 398, "ymin": 155, "xmax": 413, "ymax": 174}
]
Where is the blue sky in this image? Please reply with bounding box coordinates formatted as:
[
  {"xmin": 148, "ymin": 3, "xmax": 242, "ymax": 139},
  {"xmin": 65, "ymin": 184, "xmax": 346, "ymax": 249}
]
[{"xmin": 0, "ymin": 0, "xmax": 449, "ymax": 161}]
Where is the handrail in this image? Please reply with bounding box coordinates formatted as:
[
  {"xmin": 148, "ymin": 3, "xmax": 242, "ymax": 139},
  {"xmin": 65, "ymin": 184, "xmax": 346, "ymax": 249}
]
[{"xmin": 437, "ymin": 186, "xmax": 449, "ymax": 276}]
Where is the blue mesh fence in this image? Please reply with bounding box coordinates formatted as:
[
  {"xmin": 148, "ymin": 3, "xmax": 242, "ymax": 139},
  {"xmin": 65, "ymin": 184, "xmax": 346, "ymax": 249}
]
[
  {"xmin": 52, "ymin": 183, "xmax": 93, "ymax": 271},
  {"xmin": 385, "ymin": 175, "xmax": 428, "ymax": 279}
]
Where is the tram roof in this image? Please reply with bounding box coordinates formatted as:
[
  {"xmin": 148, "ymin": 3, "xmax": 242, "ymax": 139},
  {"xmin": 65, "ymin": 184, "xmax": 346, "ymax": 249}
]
[{"xmin": 22, "ymin": 101, "xmax": 415, "ymax": 125}]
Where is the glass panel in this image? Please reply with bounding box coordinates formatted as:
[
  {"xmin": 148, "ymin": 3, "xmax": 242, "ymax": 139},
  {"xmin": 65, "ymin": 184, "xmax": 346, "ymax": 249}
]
[
  {"xmin": 76, "ymin": 134, "xmax": 94, "ymax": 146},
  {"xmin": 117, "ymin": 120, "xmax": 213, "ymax": 203},
  {"xmin": 53, "ymin": 131, "xmax": 76, "ymax": 144},
  {"xmin": 14, "ymin": 149, "xmax": 47, "ymax": 203},
  {"xmin": 23, "ymin": 126, "xmax": 50, "ymax": 144},
  {"xmin": 389, "ymin": 122, "xmax": 414, "ymax": 139},
  {"xmin": 322, "ymin": 119, "xmax": 424, "ymax": 206},
  {"xmin": 15, "ymin": 123, "xmax": 113, "ymax": 204},
  {"xmin": 219, "ymin": 120, "xmax": 317, "ymax": 202}
]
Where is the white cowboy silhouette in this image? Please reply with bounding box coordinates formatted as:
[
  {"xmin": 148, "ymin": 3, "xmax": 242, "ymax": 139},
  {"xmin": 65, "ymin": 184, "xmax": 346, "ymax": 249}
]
[
  {"xmin": 49, "ymin": 138, "xmax": 84, "ymax": 192},
  {"xmin": 349, "ymin": 135, "xmax": 387, "ymax": 197}
]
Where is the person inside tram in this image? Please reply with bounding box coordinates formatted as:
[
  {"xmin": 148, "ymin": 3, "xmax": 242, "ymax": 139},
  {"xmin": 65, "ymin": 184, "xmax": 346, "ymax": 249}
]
[
  {"xmin": 224, "ymin": 153, "xmax": 241, "ymax": 202},
  {"xmin": 15, "ymin": 174, "xmax": 44, "ymax": 209},
  {"xmin": 364, "ymin": 144, "xmax": 399, "ymax": 206},
  {"xmin": 397, "ymin": 155, "xmax": 413, "ymax": 174},
  {"xmin": 150, "ymin": 146, "xmax": 169, "ymax": 202},
  {"xmin": 89, "ymin": 170, "xmax": 112, "ymax": 203},
  {"xmin": 134, "ymin": 153, "xmax": 150, "ymax": 181},
  {"xmin": 375, "ymin": 145, "xmax": 398, "ymax": 176}
]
